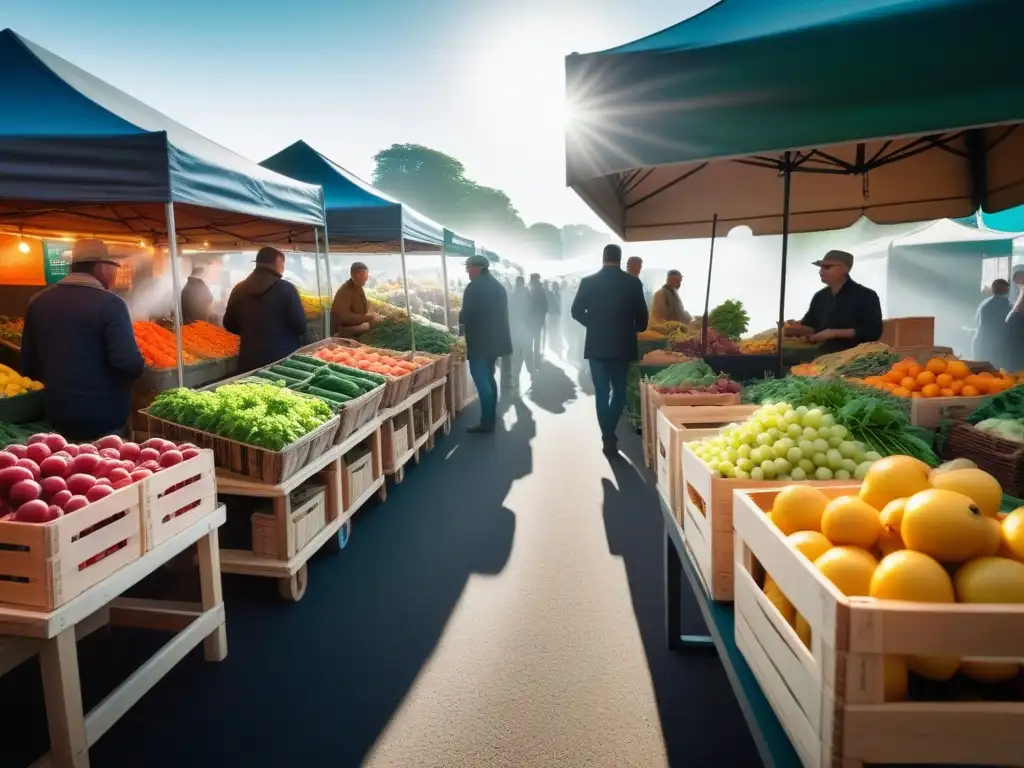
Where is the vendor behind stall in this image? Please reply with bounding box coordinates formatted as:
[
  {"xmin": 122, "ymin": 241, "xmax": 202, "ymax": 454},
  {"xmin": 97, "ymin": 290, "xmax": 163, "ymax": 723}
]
[
  {"xmin": 21, "ymin": 239, "xmax": 145, "ymax": 441},
  {"xmin": 785, "ymin": 250, "xmax": 882, "ymax": 354},
  {"xmin": 331, "ymin": 262, "xmax": 382, "ymax": 338},
  {"xmin": 181, "ymin": 265, "xmax": 215, "ymax": 325},
  {"xmin": 223, "ymin": 246, "xmax": 307, "ymax": 372}
]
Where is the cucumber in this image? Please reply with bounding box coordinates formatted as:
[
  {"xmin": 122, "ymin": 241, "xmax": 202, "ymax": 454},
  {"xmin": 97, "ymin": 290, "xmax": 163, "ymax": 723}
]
[
  {"xmin": 326, "ymin": 363, "xmax": 385, "ymax": 385},
  {"xmin": 290, "ymin": 354, "xmax": 327, "ymax": 368},
  {"xmin": 250, "ymin": 372, "xmax": 287, "ymax": 386},
  {"xmin": 306, "ymin": 386, "xmax": 351, "ymax": 405},
  {"xmin": 315, "ymin": 369, "xmax": 374, "ymax": 394},
  {"xmin": 278, "ymin": 358, "xmax": 318, "ymax": 374},
  {"xmin": 267, "ymin": 366, "xmax": 308, "ymax": 385},
  {"xmin": 311, "ymin": 374, "xmax": 363, "ymax": 399}
]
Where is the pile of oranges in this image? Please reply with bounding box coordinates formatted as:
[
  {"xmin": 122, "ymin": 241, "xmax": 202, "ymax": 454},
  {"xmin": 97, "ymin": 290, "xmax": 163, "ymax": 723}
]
[{"xmin": 858, "ymin": 357, "xmax": 1016, "ymax": 399}]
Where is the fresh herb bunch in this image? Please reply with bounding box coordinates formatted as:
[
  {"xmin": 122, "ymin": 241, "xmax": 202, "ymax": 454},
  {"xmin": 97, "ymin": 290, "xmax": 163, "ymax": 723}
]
[
  {"xmin": 359, "ymin": 318, "xmax": 456, "ymax": 354},
  {"xmin": 708, "ymin": 299, "xmax": 750, "ymax": 340}
]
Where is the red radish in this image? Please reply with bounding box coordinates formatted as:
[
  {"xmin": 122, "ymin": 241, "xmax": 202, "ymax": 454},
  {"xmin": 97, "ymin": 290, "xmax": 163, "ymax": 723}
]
[
  {"xmin": 178, "ymin": 442, "xmax": 198, "ymax": 451},
  {"xmin": 9, "ymin": 479, "xmax": 41, "ymax": 507},
  {"xmin": 98, "ymin": 448, "xmax": 120, "ymax": 460},
  {"xmin": 6, "ymin": 444, "xmax": 28, "ymax": 459},
  {"xmin": 107, "ymin": 467, "xmax": 131, "ymax": 484},
  {"xmin": 48, "ymin": 504, "xmax": 63, "ymax": 519},
  {"xmin": 130, "ymin": 468, "xmax": 153, "ymax": 481},
  {"xmin": 51, "ymin": 489, "xmax": 73, "ymax": 509},
  {"xmin": 63, "ymin": 495, "xmax": 89, "ymax": 514},
  {"xmin": 70, "ymin": 453, "xmax": 101, "ymax": 476},
  {"xmin": 62, "ymin": 444, "xmax": 80, "ymax": 458},
  {"xmin": 142, "ymin": 438, "xmax": 165, "ymax": 450},
  {"xmin": 138, "ymin": 460, "xmax": 161, "ymax": 473},
  {"xmin": 0, "ymin": 465, "xmax": 34, "ymax": 494},
  {"xmin": 86, "ymin": 484, "xmax": 115, "ymax": 502},
  {"xmin": 66, "ymin": 474, "xmax": 96, "ymax": 496},
  {"xmin": 25, "ymin": 443, "xmax": 51, "ymax": 465},
  {"xmin": 40, "ymin": 476, "xmax": 67, "ymax": 499},
  {"xmin": 159, "ymin": 450, "xmax": 183, "ymax": 468},
  {"xmin": 118, "ymin": 460, "xmax": 135, "ymax": 473},
  {"xmin": 180, "ymin": 448, "xmax": 200, "ymax": 461},
  {"xmin": 43, "ymin": 434, "xmax": 67, "ymax": 453},
  {"xmin": 76, "ymin": 444, "xmax": 98, "ymax": 455},
  {"xmin": 93, "ymin": 459, "xmax": 115, "ymax": 478},
  {"xmin": 118, "ymin": 442, "xmax": 141, "ymax": 462},
  {"xmin": 94, "ymin": 435, "xmax": 123, "ymax": 451},
  {"xmin": 138, "ymin": 447, "xmax": 160, "ymax": 463},
  {"xmin": 27, "ymin": 433, "xmax": 48, "ymax": 446},
  {"xmin": 110, "ymin": 476, "xmax": 134, "ymax": 490},
  {"xmin": 14, "ymin": 499, "xmax": 59, "ymax": 523},
  {"xmin": 16, "ymin": 458, "xmax": 40, "ymax": 481},
  {"xmin": 39, "ymin": 455, "xmax": 69, "ymax": 478},
  {"xmin": 0, "ymin": 451, "xmax": 18, "ymax": 469},
  {"xmin": 93, "ymin": 477, "xmax": 112, "ymax": 487}
]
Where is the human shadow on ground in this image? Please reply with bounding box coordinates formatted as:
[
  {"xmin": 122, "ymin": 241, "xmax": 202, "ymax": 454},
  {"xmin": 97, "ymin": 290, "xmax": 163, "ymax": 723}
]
[
  {"xmin": 0, "ymin": 401, "xmax": 530, "ymax": 768},
  {"xmin": 525, "ymin": 359, "xmax": 577, "ymax": 415},
  {"xmin": 600, "ymin": 433, "xmax": 760, "ymax": 767}
]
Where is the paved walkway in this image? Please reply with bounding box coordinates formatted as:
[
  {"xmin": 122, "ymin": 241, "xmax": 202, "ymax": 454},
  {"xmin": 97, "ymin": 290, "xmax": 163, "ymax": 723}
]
[{"xmin": 1, "ymin": 359, "xmax": 758, "ymax": 767}]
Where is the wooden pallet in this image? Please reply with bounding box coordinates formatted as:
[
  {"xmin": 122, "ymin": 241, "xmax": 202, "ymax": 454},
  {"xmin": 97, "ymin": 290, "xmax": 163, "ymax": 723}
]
[{"xmin": 733, "ymin": 486, "xmax": 1024, "ymax": 768}]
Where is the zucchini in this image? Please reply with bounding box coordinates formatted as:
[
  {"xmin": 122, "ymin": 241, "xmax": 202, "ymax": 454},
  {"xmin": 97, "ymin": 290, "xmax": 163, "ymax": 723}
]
[
  {"xmin": 278, "ymin": 358, "xmax": 318, "ymax": 374},
  {"xmin": 306, "ymin": 386, "xmax": 351, "ymax": 405},
  {"xmin": 327, "ymin": 363, "xmax": 385, "ymax": 385},
  {"xmin": 290, "ymin": 354, "xmax": 327, "ymax": 368},
  {"xmin": 311, "ymin": 374, "xmax": 363, "ymax": 399}
]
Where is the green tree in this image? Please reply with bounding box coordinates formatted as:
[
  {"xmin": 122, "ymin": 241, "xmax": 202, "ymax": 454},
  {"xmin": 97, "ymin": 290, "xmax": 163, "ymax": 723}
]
[{"xmin": 526, "ymin": 222, "xmax": 563, "ymax": 259}]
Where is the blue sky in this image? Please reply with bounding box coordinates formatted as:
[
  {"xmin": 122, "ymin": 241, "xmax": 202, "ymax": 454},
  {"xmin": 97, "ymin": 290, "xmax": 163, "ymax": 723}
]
[{"xmin": 1, "ymin": 0, "xmax": 714, "ymax": 231}]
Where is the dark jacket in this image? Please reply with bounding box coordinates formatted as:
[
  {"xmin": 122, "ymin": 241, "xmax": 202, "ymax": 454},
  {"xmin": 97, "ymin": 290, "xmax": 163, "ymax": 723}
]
[
  {"xmin": 571, "ymin": 266, "xmax": 649, "ymax": 361},
  {"xmin": 800, "ymin": 278, "xmax": 883, "ymax": 354},
  {"xmin": 181, "ymin": 276, "xmax": 214, "ymax": 325},
  {"xmin": 527, "ymin": 286, "xmax": 549, "ymax": 330},
  {"xmin": 21, "ymin": 276, "xmax": 144, "ymax": 441},
  {"xmin": 459, "ymin": 270, "xmax": 513, "ymax": 360},
  {"xmin": 973, "ymin": 294, "xmax": 1011, "ymax": 366},
  {"xmin": 223, "ymin": 266, "xmax": 307, "ymax": 372}
]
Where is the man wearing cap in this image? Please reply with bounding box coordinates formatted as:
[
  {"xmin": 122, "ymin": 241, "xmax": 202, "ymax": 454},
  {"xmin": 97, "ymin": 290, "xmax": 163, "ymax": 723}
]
[
  {"xmin": 331, "ymin": 261, "xmax": 382, "ymax": 338},
  {"xmin": 785, "ymin": 250, "xmax": 883, "ymax": 354},
  {"xmin": 459, "ymin": 254, "xmax": 512, "ymax": 434},
  {"xmin": 650, "ymin": 270, "xmax": 692, "ymax": 324},
  {"xmin": 223, "ymin": 246, "xmax": 307, "ymax": 372},
  {"xmin": 21, "ymin": 239, "xmax": 145, "ymax": 441}
]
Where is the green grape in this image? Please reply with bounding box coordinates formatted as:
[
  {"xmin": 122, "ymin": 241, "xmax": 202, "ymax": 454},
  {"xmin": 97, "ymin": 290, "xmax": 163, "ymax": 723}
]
[
  {"xmin": 773, "ymin": 458, "xmax": 792, "ymax": 475},
  {"xmin": 766, "ymin": 428, "xmax": 781, "ymax": 442},
  {"xmin": 751, "ymin": 467, "xmax": 764, "ymax": 481},
  {"xmin": 837, "ymin": 441, "xmax": 858, "ymax": 459},
  {"xmin": 749, "ymin": 446, "xmax": 764, "ymax": 464},
  {"xmin": 737, "ymin": 444, "xmax": 751, "ymax": 459},
  {"xmin": 802, "ymin": 409, "xmax": 824, "ymax": 429},
  {"xmin": 816, "ymin": 426, "xmax": 833, "ymax": 440},
  {"xmin": 718, "ymin": 461, "xmax": 734, "ymax": 475},
  {"xmin": 839, "ymin": 458, "xmax": 858, "ymax": 474},
  {"xmin": 864, "ymin": 451, "xmax": 882, "ymax": 462},
  {"xmin": 786, "ymin": 447, "xmax": 803, "ymax": 464},
  {"xmin": 798, "ymin": 440, "xmax": 816, "ymax": 456},
  {"xmin": 834, "ymin": 469, "xmax": 852, "ymax": 480},
  {"xmin": 812, "ymin": 452, "xmax": 829, "ymax": 468},
  {"xmin": 756, "ymin": 433, "xmax": 773, "ymax": 446},
  {"xmin": 786, "ymin": 423, "xmax": 803, "ymax": 439},
  {"xmin": 762, "ymin": 415, "xmax": 778, "ymax": 429},
  {"xmin": 737, "ymin": 458, "xmax": 754, "ymax": 473},
  {"xmin": 760, "ymin": 460, "xmax": 777, "ymax": 478},
  {"xmin": 826, "ymin": 449, "xmax": 844, "ymax": 469},
  {"xmin": 725, "ymin": 449, "xmax": 738, "ymax": 463},
  {"xmin": 790, "ymin": 467, "xmax": 807, "ymax": 481},
  {"xmin": 815, "ymin": 466, "xmax": 834, "ymax": 480},
  {"xmin": 827, "ymin": 436, "xmax": 843, "ymax": 449},
  {"xmin": 852, "ymin": 450, "xmax": 867, "ymax": 464},
  {"xmin": 821, "ymin": 413, "xmax": 836, "ymax": 428},
  {"xmin": 831, "ymin": 424, "xmax": 848, "ymax": 441},
  {"xmin": 795, "ymin": 405, "xmax": 809, "ymax": 417},
  {"xmin": 771, "ymin": 443, "xmax": 788, "ymax": 459},
  {"xmin": 854, "ymin": 461, "xmax": 873, "ymax": 480},
  {"xmin": 798, "ymin": 458, "xmax": 815, "ymax": 474},
  {"xmin": 812, "ymin": 438, "xmax": 830, "ymax": 454},
  {"xmin": 801, "ymin": 427, "xmax": 818, "ymax": 441},
  {"xmin": 736, "ymin": 470, "xmax": 750, "ymax": 479}
]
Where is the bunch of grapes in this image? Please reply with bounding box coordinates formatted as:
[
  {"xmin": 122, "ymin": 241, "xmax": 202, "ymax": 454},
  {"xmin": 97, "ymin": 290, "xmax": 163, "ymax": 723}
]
[{"xmin": 690, "ymin": 402, "xmax": 881, "ymax": 482}]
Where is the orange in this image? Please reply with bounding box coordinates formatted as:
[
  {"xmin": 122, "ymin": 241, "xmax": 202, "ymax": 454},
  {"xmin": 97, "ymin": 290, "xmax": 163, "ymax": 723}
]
[
  {"xmin": 935, "ymin": 373, "xmax": 953, "ymax": 389},
  {"xmin": 946, "ymin": 360, "xmax": 969, "ymax": 380},
  {"xmin": 911, "ymin": 392, "xmax": 923, "ymax": 399},
  {"xmin": 921, "ymin": 383, "xmax": 940, "ymax": 398},
  {"xmin": 939, "ymin": 388, "xmax": 955, "ymax": 397},
  {"xmin": 900, "ymin": 376, "xmax": 919, "ymax": 392},
  {"xmin": 907, "ymin": 365, "xmax": 923, "ymax": 379},
  {"xmin": 978, "ymin": 371, "xmax": 995, "ymax": 380},
  {"xmin": 916, "ymin": 371, "xmax": 936, "ymax": 387},
  {"xmin": 892, "ymin": 387, "xmax": 911, "ymax": 398},
  {"xmin": 925, "ymin": 358, "xmax": 947, "ymax": 374},
  {"xmin": 961, "ymin": 385, "xmax": 979, "ymax": 397},
  {"xmin": 949, "ymin": 380, "xmax": 965, "ymax": 394},
  {"xmin": 884, "ymin": 370, "xmax": 903, "ymax": 384},
  {"xmin": 881, "ymin": 382, "xmax": 896, "ymax": 392},
  {"xmin": 891, "ymin": 362, "xmax": 910, "ymax": 375}
]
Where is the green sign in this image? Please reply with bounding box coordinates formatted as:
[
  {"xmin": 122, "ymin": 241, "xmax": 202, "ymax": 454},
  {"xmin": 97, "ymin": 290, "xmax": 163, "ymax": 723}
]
[
  {"xmin": 42, "ymin": 241, "xmax": 72, "ymax": 284},
  {"xmin": 443, "ymin": 229, "xmax": 475, "ymax": 258}
]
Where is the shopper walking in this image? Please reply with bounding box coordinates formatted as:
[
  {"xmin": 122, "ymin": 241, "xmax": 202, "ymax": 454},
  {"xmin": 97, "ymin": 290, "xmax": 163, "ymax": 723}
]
[
  {"xmin": 526, "ymin": 273, "xmax": 548, "ymax": 371},
  {"xmin": 546, "ymin": 282, "xmax": 563, "ymax": 357},
  {"xmin": 571, "ymin": 244, "xmax": 649, "ymax": 456},
  {"xmin": 507, "ymin": 275, "xmax": 531, "ymax": 391},
  {"xmin": 459, "ymin": 254, "xmax": 512, "ymax": 434}
]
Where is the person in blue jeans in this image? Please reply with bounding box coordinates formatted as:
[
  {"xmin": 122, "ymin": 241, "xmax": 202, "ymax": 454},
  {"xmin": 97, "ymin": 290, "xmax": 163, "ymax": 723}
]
[
  {"xmin": 459, "ymin": 254, "xmax": 513, "ymax": 434},
  {"xmin": 571, "ymin": 244, "xmax": 649, "ymax": 456}
]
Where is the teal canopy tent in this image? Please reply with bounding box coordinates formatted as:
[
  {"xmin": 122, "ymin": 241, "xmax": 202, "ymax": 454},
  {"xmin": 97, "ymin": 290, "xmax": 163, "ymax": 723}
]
[{"xmin": 565, "ymin": 0, "xmax": 1024, "ymax": 366}]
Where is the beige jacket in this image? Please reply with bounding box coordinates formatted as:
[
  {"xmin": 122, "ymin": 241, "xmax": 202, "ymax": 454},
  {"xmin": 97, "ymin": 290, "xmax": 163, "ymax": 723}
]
[{"xmin": 650, "ymin": 285, "xmax": 691, "ymax": 324}]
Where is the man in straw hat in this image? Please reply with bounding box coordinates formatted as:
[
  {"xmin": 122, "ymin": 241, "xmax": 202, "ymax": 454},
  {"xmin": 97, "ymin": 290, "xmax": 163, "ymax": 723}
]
[{"xmin": 21, "ymin": 239, "xmax": 144, "ymax": 441}]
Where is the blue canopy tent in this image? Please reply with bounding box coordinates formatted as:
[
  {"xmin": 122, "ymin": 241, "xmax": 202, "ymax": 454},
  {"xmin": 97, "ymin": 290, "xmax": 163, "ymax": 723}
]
[
  {"xmin": 565, "ymin": 0, "xmax": 1024, "ymax": 368},
  {"xmin": 261, "ymin": 140, "xmax": 471, "ymax": 341},
  {"xmin": 0, "ymin": 28, "xmax": 327, "ymax": 384}
]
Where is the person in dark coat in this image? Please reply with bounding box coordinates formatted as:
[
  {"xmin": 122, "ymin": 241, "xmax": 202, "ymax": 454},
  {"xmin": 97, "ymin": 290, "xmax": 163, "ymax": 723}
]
[
  {"xmin": 223, "ymin": 247, "xmax": 307, "ymax": 373},
  {"xmin": 181, "ymin": 265, "xmax": 215, "ymax": 325},
  {"xmin": 526, "ymin": 273, "xmax": 549, "ymax": 371},
  {"xmin": 21, "ymin": 239, "xmax": 145, "ymax": 441},
  {"xmin": 571, "ymin": 244, "xmax": 649, "ymax": 455},
  {"xmin": 459, "ymin": 254, "xmax": 513, "ymax": 434},
  {"xmin": 973, "ymin": 278, "xmax": 1011, "ymax": 366}
]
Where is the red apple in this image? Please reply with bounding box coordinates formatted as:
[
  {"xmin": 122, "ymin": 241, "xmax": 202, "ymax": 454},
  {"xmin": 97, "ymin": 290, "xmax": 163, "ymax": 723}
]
[
  {"xmin": 39, "ymin": 455, "xmax": 69, "ymax": 478},
  {"xmin": 40, "ymin": 476, "xmax": 67, "ymax": 499},
  {"xmin": 86, "ymin": 484, "xmax": 115, "ymax": 502},
  {"xmin": 66, "ymin": 474, "xmax": 96, "ymax": 496},
  {"xmin": 6, "ymin": 444, "xmax": 28, "ymax": 459},
  {"xmin": 63, "ymin": 495, "xmax": 89, "ymax": 514},
  {"xmin": 43, "ymin": 434, "xmax": 67, "ymax": 453},
  {"xmin": 94, "ymin": 435, "xmax": 123, "ymax": 451},
  {"xmin": 25, "ymin": 442, "xmax": 51, "ymax": 465},
  {"xmin": 70, "ymin": 453, "xmax": 101, "ymax": 476},
  {"xmin": 130, "ymin": 468, "xmax": 153, "ymax": 482},
  {"xmin": 16, "ymin": 458, "xmax": 40, "ymax": 481},
  {"xmin": 27, "ymin": 433, "xmax": 48, "ymax": 446},
  {"xmin": 118, "ymin": 442, "xmax": 141, "ymax": 462},
  {"xmin": 9, "ymin": 479, "xmax": 42, "ymax": 507},
  {"xmin": 0, "ymin": 451, "xmax": 18, "ymax": 469},
  {"xmin": 159, "ymin": 450, "xmax": 183, "ymax": 468},
  {"xmin": 51, "ymin": 489, "xmax": 73, "ymax": 509},
  {"xmin": 14, "ymin": 499, "xmax": 59, "ymax": 523}
]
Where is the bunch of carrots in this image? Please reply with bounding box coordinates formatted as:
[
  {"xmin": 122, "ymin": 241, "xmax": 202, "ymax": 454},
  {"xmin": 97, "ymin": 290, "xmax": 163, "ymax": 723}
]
[
  {"xmin": 858, "ymin": 356, "xmax": 1015, "ymax": 399},
  {"xmin": 181, "ymin": 321, "xmax": 240, "ymax": 358},
  {"xmin": 313, "ymin": 344, "xmax": 423, "ymax": 377},
  {"xmin": 133, "ymin": 321, "xmax": 198, "ymax": 369}
]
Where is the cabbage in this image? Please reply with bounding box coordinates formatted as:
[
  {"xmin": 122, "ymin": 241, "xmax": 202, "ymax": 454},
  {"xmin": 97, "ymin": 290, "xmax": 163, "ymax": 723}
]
[{"xmin": 976, "ymin": 418, "xmax": 1024, "ymax": 442}]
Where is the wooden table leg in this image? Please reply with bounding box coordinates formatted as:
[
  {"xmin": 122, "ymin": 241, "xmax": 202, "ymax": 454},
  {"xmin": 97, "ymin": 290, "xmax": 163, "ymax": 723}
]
[
  {"xmin": 39, "ymin": 627, "xmax": 89, "ymax": 767},
  {"xmin": 197, "ymin": 529, "xmax": 228, "ymax": 662}
]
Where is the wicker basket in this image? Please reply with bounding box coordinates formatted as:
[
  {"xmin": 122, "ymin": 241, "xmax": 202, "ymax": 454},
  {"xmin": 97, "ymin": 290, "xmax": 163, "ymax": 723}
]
[
  {"xmin": 334, "ymin": 383, "xmax": 385, "ymax": 444},
  {"xmin": 942, "ymin": 421, "xmax": 1024, "ymax": 498}
]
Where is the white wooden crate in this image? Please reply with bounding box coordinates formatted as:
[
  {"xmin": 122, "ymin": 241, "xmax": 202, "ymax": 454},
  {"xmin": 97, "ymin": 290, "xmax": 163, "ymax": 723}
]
[{"xmin": 139, "ymin": 449, "xmax": 217, "ymax": 552}]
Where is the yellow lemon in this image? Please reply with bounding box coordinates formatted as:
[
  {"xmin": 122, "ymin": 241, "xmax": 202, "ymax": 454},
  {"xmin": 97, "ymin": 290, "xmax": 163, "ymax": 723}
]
[{"xmin": 821, "ymin": 496, "xmax": 882, "ymax": 549}]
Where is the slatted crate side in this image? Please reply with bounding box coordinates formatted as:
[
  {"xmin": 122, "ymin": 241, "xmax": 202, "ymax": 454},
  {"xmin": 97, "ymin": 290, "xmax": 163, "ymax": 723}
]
[
  {"xmin": 0, "ymin": 485, "xmax": 142, "ymax": 610},
  {"xmin": 342, "ymin": 452, "xmax": 374, "ymax": 511},
  {"xmin": 909, "ymin": 395, "xmax": 986, "ymax": 429},
  {"xmin": 733, "ymin": 487, "xmax": 1024, "ymax": 768},
  {"xmin": 382, "ymin": 414, "xmax": 412, "ymax": 471},
  {"xmin": 139, "ymin": 450, "xmax": 218, "ymax": 551}
]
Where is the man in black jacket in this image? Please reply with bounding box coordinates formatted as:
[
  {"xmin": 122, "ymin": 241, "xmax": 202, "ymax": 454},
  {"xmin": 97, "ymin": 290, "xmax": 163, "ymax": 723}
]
[
  {"xmin": 459, "ymin": 254, "xmax": 513, "ymax": 434},
  {"xmin": 181, "ymin": 265, "xmax": 215, "ymax": 325},
  {"xmin": 571, "ymin": 244, "xmax": 649, "ymax": 455},
  {"xmin": 223, "ymin": 247, "xmax": 307, "ymax": 372}
]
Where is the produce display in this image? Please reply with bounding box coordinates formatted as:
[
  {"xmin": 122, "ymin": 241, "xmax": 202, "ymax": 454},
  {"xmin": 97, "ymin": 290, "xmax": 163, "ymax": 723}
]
[
  {"xmin": 707, "ymin": 299, "xmax": 750, "ymax": 340},
  {"xmin": 0, "ymin": 364, "xmax": 43, "ymax": 397},
  {"xmin": 742, "ymin": 377, "xmax": 937, "ymax": 464},
  {"xmin": 739, "ymin": 336, "xmax": 818, "ymax": 355},
  {"xmin": 760, "ymin": 457, "xmax": 1024, "ymax": 695},
  {"xmin": 0, "ymin": 316, "xmax": 23, "ymax": 344},
  {"xmin": 359, "ymin": 318, "xmax": 457, "ymax": 355},
  {"xmin": 250, "ymin": 354, "xmax": 384, "ymax": 410},
  {"xmin": 133, "ymin": 321, "xmax": 198, "ymax": 369},
  {"xmin": 857, "ymin": 355, "xmax": 1015, "ymax": 398},
  {"xmin": 0, "ymin": 431, "xmax": 200, "ymax": 523},
  {"xmin": 670, "ymin": 328, "xmax": 741, "ymax": 356},
  {"xmin": 298, "ymin": 291, "xmax": 329, "ymax": 319},
  {"xmin": 690, "ymin": 402, "xmax": 883, "ymax": 481},
  {"xmin": 180, "ymin": 321, "xmax": 239, "ymax": 358},
  {"xmin": 790, "ymin": 342, "xmax": 897, "ymax": 379},
  {"xmin": 147, "ymin": 382, "xmax": 333, "ymax": 450},
  {"xmin": 312, "ymin": 344, "xmax": 430, "ymax": 377},
  {"xmin": 0, "ymin": 420, "xmax": 50, "ymax": 448},
  {"xmin": 649, "ymin": 360, "xmax": 742, "ymax": 395},
  {"xmin": 940, "ymin": 385, "xmax": 1024, "ymax": 445}
]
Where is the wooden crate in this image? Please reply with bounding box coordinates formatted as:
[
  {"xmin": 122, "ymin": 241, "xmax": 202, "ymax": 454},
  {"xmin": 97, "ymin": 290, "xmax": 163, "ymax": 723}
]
[
  {"xmin": 0, "ymin": 485, "xmax": 142, "ymax": 610},
  {"xmin": 880, "ymin": 316, "xmax": 934, "ymax": 348},
  {"xmin": 681, "ymin": 445, "xmax": 848, "ymax": 602},
  {"xmin": 430, "ymin": 381, "xmax": 447, "ymax": 428},
  {"xmin": 910, "ymin": 395, "xmax": 985, "ymax": 429},
  {"xmin": 139, "ymin": 449, "xmax": 218, "ymax": 552},
  {"xmin": 655, "ymin": 404, "xmax": 758, "ymax": 518},
  {"xmin": 732, "ymin": 486, "xmax": 1024, "ymax": 768},
  {"xmin": 342, "ymin": 450, "xmax": 374, "ymax": 510},
  {"xmin": 382, "ymin": 414, "xmax": 412, "ymax": 472},
  {"xmin": 251, "ymin": 486, "xmax": 326, "ymax": 560},
  {"xmin": 641, "ymin": 382, "xmax": 741, "ymax": 468}
]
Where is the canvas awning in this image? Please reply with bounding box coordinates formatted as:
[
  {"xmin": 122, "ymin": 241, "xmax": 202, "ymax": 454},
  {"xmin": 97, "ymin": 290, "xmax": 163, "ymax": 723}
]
[
  {"xmin": 0, "ymin": 29, "xmax": 325, "ymax": 247},
  {"xmin": 443, "ymin": 229, "xmax": 476, "ymax": 258},
  {"xmin": 565, "ymin": 0, "xmax": 1024, "ymax": 241},
  {"xmin": 260, "ymin": 140, "xmax": 445, "ymax": 253}
]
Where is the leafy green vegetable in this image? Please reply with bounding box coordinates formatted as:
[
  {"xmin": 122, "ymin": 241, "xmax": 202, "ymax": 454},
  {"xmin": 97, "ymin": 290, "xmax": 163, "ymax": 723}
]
[
  {"xmin": 360, "ymin": 318, "xmax": 456, "ymax": 354},
  {"xmin": 651, "ymin": 360, "xmax": 716, "ymax": 387},
  {"xmin": 708, "ymin": 299, "xmax": 750, "ymax": 340}
]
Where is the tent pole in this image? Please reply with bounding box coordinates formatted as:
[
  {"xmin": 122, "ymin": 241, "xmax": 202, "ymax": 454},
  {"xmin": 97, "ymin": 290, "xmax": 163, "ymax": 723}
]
[
  {"xmin": 165, "ymin": 203, "xmax": 186, "ymax": 389},
  {"xmin": 776, "ymin": 152, "xmax": 793, "ymax": 374},
  {"xmin": 701, "ymin": 213, "xmax": 718, "ymax": 352},
  {"xmin": 313, "ymin": 227, "xmax": 327, "ymax": 338},
  {"xmin": 399, "ymin": 215, "xmax": 415, "ymax": 354},
  {"xmin": 440, "ymin": 244, "xmax": 452, "ymax": 330}
]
